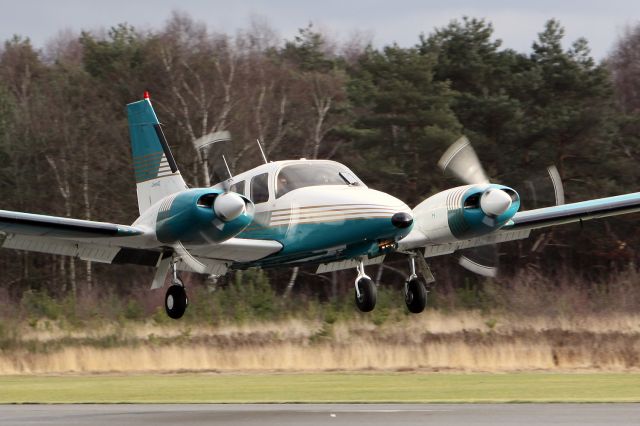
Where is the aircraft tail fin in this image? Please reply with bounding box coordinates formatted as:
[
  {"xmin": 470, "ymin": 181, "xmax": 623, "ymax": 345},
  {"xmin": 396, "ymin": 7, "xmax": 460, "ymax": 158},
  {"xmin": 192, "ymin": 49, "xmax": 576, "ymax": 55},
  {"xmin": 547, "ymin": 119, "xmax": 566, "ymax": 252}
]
[{"xmin": 127, "ymin": 94, "xmax": 188, "ymax": 215}]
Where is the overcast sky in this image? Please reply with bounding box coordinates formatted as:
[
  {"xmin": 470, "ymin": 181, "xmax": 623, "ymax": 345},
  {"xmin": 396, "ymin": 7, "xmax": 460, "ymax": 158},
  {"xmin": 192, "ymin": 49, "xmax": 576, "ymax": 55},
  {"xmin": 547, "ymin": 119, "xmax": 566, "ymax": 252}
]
[{"xmin": 1, "ymin": 0, "xmax": 639, "ymax": 59}]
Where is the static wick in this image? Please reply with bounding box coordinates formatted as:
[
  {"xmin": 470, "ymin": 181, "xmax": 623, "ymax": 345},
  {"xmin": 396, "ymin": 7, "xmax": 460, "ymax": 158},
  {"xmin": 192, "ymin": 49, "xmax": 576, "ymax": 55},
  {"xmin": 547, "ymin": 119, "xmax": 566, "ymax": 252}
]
[{"xmin": 256, "ymin": 139, "xmax": 268, "ymax": 164}]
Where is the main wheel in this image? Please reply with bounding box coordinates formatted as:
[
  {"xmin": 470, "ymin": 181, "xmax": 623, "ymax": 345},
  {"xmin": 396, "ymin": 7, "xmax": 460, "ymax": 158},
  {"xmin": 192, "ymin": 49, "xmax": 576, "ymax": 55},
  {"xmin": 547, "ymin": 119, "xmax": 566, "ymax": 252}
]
[
  {"xmin": 354, "ymin": 277, "xmax": 377, "ymax": 312},
  {"xmin": 405, "ymin": 278, "xmax": 427, "ymax": 313},
  {"xmin": 165, "ymin": 284, "xmax": 188, "ymax": 319}
]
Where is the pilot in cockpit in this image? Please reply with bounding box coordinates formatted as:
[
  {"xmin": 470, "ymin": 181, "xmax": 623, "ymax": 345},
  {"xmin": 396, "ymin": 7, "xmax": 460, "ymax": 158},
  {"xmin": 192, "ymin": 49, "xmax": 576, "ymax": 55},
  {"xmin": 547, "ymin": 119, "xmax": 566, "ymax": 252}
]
[{"xmin": 277, "ymin": 174, "xmax": 290, "ymax": 195}]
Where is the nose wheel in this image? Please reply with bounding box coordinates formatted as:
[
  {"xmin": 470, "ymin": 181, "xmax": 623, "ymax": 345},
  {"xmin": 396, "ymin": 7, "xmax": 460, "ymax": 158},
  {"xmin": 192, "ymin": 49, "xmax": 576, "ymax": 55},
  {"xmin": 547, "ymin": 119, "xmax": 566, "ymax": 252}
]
[
  {"xmin": 165, "ymin": 262, "xmax": 188, "ymax": 320},
  {"xmin": 354, "ymin": 261, "xmax": 377, "ymax": 312}
]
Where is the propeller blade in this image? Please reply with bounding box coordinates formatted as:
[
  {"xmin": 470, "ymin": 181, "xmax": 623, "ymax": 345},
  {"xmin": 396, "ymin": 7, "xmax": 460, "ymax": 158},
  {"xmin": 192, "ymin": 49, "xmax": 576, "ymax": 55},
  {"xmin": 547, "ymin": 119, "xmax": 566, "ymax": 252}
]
[
  {"xmin": 458, "ymin": 245, "xmax": 498, "ymax": 278},
  {"xmin": 547, "ymin": 165, "xmax": 565, "ymax": 206},
  {"xmin": 438, "ymin": 136, "xmax": 489, "ymax": 185},
  {"xmin": 173, "ymin": 241, "xmax": 207, "ymax": 274},
  {"xmin": 284, "ymin": 202, "xmax": 301, "ymax": 239},
  {"xmin": 221, "ymin": 178, "xmax": 232, "ymax": 193},
  {"xmin": 150, "ymin": 255, "xmax": 172, "ymax": 289},
  {"xmin": 521, "ymin": 165, "xmax": 565, "ymax": 209}
]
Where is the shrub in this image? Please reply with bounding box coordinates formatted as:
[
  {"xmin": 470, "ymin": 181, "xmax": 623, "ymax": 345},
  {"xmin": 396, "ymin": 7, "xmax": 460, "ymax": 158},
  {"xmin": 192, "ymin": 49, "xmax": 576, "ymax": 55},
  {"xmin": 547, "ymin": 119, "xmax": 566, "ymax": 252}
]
[{"xmin": 21, "ymin": 290, "xmax": 62, "ymax": 320}]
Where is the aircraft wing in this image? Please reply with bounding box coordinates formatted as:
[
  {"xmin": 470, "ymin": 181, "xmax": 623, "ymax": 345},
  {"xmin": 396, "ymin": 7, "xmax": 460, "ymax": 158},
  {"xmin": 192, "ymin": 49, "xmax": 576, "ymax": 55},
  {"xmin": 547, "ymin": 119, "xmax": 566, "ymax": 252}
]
[
  {"xmin": 504, "ymin": 192, "xmax": 640, "ymax": 231},
  {"xmin": 399, "ymin": 192, "xmax": 640, "ymax": 256},
  {"xmin": 0, "ymin": 209, "xmax": 163, "ymax": 266},
  {"xmin": 0, "ymin": 209, "xmax": 282, "ymax": 274},
  {"xmin": 0, "ymin": 210, "xmax": 144, "ymax": 238}
]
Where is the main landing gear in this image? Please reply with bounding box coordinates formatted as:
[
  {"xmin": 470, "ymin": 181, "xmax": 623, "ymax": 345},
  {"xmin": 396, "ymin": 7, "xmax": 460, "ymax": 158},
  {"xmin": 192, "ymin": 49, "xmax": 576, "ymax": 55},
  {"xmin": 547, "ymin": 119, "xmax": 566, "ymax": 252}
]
[
  {"xmin": 165, "ymin": 262, "xmax": 188, "ymax": 319},
  {"xmin": 404, "ymin": 256, "xmax": 427, "ymax": 313},
  {"xmin": 352, "ymin": 255, "xmax": 430, "ymax": 314},
  {"xmin": 354, "ymin": 261, "xmax": 377, "ymax": 312}
]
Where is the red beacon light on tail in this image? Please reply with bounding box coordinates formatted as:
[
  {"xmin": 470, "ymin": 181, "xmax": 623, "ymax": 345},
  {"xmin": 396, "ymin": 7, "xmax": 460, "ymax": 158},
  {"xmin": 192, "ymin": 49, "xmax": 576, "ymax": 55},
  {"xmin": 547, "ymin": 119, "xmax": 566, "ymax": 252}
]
[{"xmin": 143, "ymin": 91, "xmax": 151, "ymax": 100}]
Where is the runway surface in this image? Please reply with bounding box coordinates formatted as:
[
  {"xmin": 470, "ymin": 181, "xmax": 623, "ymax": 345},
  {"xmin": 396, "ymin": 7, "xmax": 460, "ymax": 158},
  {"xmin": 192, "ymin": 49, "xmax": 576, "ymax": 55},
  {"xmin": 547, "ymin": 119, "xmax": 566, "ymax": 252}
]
[{"xmin": 1, "ymin": 403, "xmax": 639, "ymax": 425}]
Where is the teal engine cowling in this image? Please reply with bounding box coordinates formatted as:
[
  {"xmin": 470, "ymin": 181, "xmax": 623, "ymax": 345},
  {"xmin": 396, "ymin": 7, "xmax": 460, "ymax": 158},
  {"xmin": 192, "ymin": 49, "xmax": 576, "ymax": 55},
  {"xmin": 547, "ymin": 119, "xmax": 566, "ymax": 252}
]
[
  {"xmin": 155, "ymin": 188, "xmax": 254, "ymax": 245},
  {"xmin": 449, "ymin": 185, "xmax": 519, "ymax": 239},
  {"xmin": 411, "ymin": 184, "xmax": 520, "ymax": 244}
]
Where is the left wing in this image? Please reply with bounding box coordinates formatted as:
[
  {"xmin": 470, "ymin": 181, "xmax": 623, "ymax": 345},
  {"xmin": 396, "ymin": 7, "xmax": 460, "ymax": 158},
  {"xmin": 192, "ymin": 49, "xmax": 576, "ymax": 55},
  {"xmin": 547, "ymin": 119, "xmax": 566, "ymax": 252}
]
[
  {"xmin": 399, "ymin": 192, "xmax": 640, "ymax": 256},
  {"xmin": 504, "ymin": 192, "xmax": 640, "ymax": 231}
]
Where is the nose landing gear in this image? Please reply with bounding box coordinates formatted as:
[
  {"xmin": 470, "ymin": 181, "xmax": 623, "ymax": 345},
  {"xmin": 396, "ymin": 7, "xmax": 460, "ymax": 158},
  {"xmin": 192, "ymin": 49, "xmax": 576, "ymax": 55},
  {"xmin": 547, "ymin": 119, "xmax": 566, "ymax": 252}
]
[
  {"xmin": 354, "ymin": 261, "xmax": 377, "ymax": 312},
  {"xmin": 165, "ymin": 261, "xmax": 188, "ymax": 320}
]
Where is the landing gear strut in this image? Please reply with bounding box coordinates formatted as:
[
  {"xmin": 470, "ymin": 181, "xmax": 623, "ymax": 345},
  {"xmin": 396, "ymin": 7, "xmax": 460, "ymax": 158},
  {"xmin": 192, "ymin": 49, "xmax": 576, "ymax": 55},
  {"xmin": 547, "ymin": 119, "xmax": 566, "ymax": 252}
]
[
  {"xmin": 354, "ymin": 261, "xmax": 376, "ymax": 312},
  {"xmin": 404, "ymin": 256, "xmax": 427, "ymax": 314},
  {"xmin": 165, "ymin": 261, "xmax": 188, "ymax": 319}
]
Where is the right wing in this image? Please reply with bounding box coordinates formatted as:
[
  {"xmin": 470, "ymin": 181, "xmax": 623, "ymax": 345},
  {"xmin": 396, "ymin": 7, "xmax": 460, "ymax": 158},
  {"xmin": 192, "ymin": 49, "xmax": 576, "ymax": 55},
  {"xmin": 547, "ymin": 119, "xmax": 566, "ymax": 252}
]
[
  {"xmin": 0, "ymin": 209, "xmax": 143, "ymax": 239},
  {"xmin": 0, "ymin": 209, "xmax": 162, "ymax": 266},
  {"xmin": 0, "ymin": 210, "xmax": 282, "ymax": 274}
]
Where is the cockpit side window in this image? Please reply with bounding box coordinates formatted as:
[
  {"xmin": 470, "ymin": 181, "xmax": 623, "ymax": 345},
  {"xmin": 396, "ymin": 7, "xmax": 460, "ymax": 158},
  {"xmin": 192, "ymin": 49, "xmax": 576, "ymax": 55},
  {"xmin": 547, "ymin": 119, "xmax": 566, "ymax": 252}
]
[
  {"xmin": 250, "ymin": 173, "xmax": 269, "ymax": 204},
  {"xmin": 230, "ymin": 180, "xmax": 245, "ymax": 195},
  {"xmin": 276, "ymin": 163, "xmax": 363, "ymax": 198}
]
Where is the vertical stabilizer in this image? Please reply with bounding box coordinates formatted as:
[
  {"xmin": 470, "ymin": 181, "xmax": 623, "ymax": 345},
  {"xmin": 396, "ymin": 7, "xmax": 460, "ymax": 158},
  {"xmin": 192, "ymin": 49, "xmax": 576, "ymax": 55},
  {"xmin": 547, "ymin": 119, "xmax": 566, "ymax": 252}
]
[{"xmin": 127, "ymin": 95, "xmax": 188, "ymax": 215}]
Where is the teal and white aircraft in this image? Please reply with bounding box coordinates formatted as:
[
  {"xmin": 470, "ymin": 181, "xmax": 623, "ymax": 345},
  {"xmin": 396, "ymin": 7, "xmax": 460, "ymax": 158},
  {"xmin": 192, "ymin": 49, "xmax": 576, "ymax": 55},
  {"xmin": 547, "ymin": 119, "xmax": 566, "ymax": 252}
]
[{"xmin": 2, "ymin": 93, "xmax": 640, "ymax": 319}]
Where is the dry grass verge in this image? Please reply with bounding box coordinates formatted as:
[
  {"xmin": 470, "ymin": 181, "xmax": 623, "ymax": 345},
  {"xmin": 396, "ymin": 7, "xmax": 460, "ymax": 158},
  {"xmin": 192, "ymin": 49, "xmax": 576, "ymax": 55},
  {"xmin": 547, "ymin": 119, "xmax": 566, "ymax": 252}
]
[{"xmin": 1, "ymin": 311, "xmax": 640, "ymax": 374}]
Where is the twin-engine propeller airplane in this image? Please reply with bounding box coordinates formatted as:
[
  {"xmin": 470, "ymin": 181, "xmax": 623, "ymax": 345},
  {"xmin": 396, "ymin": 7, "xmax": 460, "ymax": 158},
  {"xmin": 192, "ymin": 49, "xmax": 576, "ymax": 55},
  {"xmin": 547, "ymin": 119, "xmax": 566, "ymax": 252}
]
[{"xmin": 2, "ymin": 93, "xmax": 640, "ymax": 319}]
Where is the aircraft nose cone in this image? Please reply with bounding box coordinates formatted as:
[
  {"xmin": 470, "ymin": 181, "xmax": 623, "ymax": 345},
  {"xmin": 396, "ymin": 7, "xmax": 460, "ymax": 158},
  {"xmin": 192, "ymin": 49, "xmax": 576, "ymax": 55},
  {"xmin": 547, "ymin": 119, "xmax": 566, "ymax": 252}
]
[{"xmin": 391, "ymin": 212, "xmax": 413, "ymax": 229}]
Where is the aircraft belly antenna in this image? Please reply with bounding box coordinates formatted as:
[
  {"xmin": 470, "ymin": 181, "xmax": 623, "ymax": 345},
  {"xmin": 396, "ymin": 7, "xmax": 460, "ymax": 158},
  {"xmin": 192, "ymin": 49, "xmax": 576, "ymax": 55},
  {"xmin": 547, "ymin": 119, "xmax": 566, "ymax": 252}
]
[{"xmin": 256, "ymin": 139, "xmax": 268, "ymax": 164}]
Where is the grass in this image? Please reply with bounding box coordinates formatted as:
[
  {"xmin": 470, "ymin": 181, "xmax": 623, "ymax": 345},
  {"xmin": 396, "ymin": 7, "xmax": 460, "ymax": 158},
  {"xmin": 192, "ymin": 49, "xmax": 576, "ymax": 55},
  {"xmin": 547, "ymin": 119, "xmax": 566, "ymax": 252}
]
[{"xmin": 1, "ymin": 372, "xmax": 640, "ymax": 403}]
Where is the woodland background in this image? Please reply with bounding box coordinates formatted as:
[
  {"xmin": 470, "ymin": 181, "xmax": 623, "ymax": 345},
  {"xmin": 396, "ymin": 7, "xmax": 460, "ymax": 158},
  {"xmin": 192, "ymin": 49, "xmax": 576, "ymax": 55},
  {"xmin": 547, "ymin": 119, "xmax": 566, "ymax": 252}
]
[{"xmin": 2, "ymin": 13, "xmax": 640, "ymax": 324}]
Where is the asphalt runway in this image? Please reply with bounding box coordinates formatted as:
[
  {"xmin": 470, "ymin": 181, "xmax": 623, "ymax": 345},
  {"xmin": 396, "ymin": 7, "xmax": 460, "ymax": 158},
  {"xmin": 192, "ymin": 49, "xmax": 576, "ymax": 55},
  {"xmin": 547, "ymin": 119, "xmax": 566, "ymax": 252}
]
[{"xmin": 1, "ymin": 403, "xmax": 639, "ymax": 425}]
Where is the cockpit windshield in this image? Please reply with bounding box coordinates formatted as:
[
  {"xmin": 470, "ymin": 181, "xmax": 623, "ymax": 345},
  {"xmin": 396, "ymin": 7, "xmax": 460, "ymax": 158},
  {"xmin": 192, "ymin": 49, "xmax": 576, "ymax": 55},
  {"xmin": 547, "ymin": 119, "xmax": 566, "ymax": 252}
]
[{"xmin": 276, "ymin": 163, "xmax": 363, "ymax": 198}]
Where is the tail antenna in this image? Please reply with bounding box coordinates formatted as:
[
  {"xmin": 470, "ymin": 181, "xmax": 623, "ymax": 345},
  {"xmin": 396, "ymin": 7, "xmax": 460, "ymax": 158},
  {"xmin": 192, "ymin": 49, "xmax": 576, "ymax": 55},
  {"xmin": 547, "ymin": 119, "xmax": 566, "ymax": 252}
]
[{"xmin": 256, "ymin": 139, "xmax": 268, "ymax": 164}]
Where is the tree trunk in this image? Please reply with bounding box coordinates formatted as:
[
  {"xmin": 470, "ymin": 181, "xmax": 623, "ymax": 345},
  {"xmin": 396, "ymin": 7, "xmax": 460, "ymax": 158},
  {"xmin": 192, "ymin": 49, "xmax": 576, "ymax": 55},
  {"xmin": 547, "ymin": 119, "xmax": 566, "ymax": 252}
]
[{"xmin": 283, "ymin": 267, "xmax": 299, "ymax": 298}]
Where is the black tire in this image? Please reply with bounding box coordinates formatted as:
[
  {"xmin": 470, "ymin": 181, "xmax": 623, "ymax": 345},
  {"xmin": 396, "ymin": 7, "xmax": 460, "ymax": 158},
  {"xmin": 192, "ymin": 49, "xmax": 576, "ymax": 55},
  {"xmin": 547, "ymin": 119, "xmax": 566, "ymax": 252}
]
[
  {"xmin": 165, "ymin": 284, "xmax": 188, "ymax": 319},
  {"xmin": 405, "ymin": 278, "xmax": 427, "ymax": 313},
  {"xmin": 354, "ymin": 277, "xmax": 377, "ymax": 312}
]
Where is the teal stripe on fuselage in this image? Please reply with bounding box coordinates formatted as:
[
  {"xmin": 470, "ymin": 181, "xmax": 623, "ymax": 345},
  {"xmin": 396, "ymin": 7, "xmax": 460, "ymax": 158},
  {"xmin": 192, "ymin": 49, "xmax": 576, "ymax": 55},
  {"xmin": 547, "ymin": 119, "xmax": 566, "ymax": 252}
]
[{"xmin": 236, "ymin": 215, "xmax": 410, "ymax": 267}]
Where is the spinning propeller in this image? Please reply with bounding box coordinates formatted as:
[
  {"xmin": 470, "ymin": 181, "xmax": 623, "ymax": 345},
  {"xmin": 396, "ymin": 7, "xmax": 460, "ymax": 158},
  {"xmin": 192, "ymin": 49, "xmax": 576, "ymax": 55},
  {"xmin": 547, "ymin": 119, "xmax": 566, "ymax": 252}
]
[
  {"xmin": 438, "ymin": 136, "xmax": 564, "ymax": 277},
  {"xmin": 438, "ymin": 136, "xmax": 513, "ymax": 219}
]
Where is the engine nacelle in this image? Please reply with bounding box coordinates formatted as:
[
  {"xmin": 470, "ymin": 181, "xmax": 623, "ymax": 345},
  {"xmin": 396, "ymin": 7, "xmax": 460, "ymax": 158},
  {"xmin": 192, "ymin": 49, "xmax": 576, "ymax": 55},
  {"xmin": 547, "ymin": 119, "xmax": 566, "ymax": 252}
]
[
  {"xmin": 155, "ymin": 188, "xmax": 254, "ymax": 245},
  {"xmin": 412, "ymin": 184, "xmax": 520, "ymax": 244}
]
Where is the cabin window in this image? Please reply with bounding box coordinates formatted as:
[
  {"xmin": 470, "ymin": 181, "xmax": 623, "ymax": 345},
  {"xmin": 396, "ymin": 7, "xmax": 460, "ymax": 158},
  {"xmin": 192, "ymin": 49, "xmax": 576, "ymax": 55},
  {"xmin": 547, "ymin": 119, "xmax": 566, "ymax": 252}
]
[
  {"xmin": 250, "ymin": 173, "xmax": 269, "ymax": 204},
  {"xmin": 276, "ymin": 163, "xmax": 363, "ymax": 198},
  {"xmin": 230, "ymin": 180, "xmax": 245, "ymax": 195}
]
